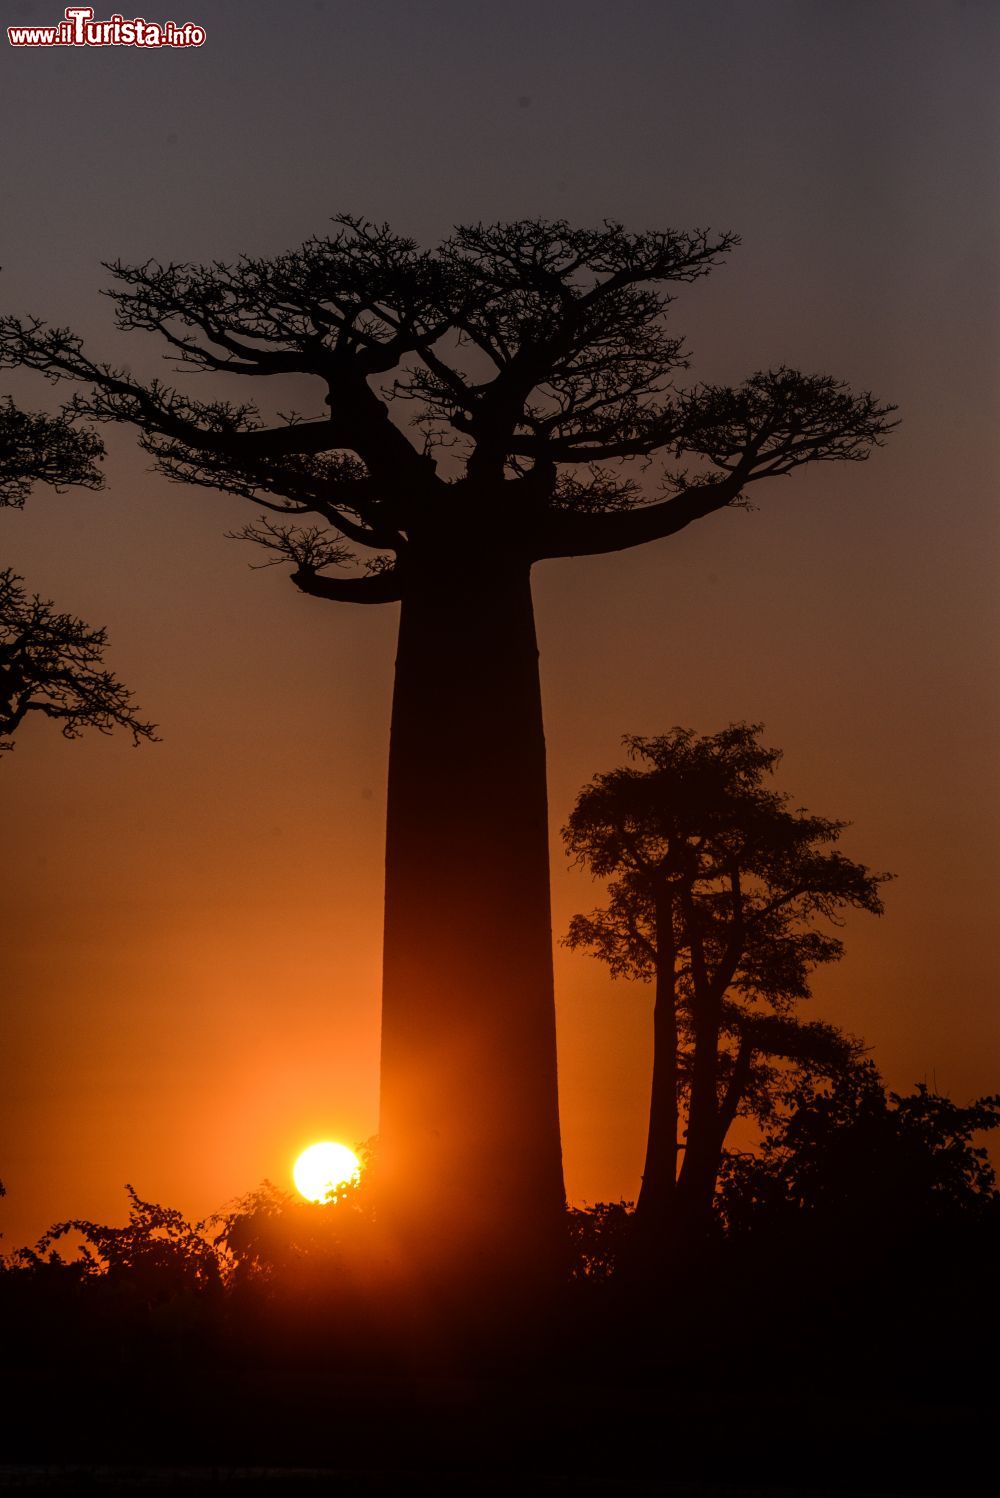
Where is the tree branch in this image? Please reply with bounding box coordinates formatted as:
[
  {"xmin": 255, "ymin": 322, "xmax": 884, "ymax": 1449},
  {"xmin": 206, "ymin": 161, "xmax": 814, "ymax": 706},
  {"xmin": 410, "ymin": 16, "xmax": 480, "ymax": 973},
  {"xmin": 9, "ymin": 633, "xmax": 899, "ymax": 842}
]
[
  {"xmin": 533, "ymin": 475, "xmax": 743, "ymax": 559},
  {"xmin": 291, "ymin": 564, "xmax": 402, "ymax": 606}
]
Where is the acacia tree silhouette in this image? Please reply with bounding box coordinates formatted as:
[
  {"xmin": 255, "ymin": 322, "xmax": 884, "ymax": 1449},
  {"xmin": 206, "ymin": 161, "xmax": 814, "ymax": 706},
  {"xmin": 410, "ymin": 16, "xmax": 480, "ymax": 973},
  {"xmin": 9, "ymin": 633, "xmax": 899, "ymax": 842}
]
[
  {"xmin": 564, "ymin": 724, "xmax": 888, "ymax": 1254},
  {"xmin": 0, "ymin": 398, "xmax": 154, "ymax": 751},
  {"xmin": 0, "ymin": 220, "xmax": 895, "ymax": 1281}
]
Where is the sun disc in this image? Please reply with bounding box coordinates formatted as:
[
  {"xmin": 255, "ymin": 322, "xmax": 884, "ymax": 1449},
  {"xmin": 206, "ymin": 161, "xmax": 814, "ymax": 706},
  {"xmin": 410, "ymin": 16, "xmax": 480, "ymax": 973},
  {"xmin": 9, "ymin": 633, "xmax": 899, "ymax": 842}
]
[{"xmin": 293, "ymin": 1141, "xmax": 361, "ymax": 1202}]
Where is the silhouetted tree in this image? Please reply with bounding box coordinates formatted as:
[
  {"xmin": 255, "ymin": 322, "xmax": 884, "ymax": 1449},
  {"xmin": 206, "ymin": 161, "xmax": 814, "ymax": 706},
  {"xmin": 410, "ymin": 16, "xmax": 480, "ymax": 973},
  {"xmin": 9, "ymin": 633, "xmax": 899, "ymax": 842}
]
[
  {"xmin": 0, "ymin": 397, "xmax": 153, "ymax": 752},
  {"xmin": 564, "ymin": 724, "xmax": 888, "ymax": 1251},
  {"xmin": 0, "ymin": 569, "xmax": 155, "ymax": 750},
  {"xmin": 0, "ymin": 221, "xmax": 895, "ymax": 1281},
  {"xmin": 719, "ymin": 1062, "xmax": 1000, "ymax": 1237}
]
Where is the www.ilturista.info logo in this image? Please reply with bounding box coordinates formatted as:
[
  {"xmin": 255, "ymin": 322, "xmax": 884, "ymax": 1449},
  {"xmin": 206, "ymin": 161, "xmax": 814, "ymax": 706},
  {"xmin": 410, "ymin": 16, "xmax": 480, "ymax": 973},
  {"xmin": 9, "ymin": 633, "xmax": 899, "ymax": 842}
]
[{"xmin": 7, "ymin": 6, "xmax": 205, "ymax": 46}]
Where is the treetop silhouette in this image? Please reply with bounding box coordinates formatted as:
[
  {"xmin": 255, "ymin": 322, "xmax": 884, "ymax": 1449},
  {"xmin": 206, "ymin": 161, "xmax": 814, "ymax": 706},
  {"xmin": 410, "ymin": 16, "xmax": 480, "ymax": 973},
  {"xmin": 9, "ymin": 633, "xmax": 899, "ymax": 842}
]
[
  {"xmin": 0, "ymin": 218, "xmax": 895, "ymax": 589},
  {"xmin": 0, "ymin": 219, "xmax": 896, "ymax": 1285}
]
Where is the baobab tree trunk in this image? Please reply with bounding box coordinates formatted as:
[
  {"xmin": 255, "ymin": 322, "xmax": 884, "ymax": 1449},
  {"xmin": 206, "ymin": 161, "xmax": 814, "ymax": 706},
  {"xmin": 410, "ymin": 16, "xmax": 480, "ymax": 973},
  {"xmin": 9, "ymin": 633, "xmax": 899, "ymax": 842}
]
[{"xmin": 377, "ymin": 554, "xmax": 566, "ymax": 1290}]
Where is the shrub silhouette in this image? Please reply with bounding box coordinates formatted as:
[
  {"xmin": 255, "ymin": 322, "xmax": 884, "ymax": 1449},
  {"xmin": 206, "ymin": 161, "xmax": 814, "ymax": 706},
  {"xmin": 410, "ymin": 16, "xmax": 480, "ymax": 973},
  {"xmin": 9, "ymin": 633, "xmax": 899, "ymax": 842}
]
[{"xmin": 17, "ymin": 1184, "xmax": 221, "ymax": 1306}]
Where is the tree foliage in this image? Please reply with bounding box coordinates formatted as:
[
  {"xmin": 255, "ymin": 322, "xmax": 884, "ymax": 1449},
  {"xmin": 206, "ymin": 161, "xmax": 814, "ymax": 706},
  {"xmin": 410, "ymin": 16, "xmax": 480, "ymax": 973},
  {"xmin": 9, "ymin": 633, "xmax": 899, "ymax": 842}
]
[
  {"xmin": 720, "ymin": 1062, "xmax": 1000, "ymax": 1235},
  {"xmin": 16, "ymin": 1185, "xmax": 222, "ymax": 1305},
  {"xmin": 9, "ymin": 1168, "xmax": 376, "ymax": 1301},
  {"xmin": 566, "ymin": 1199, "xmax": 634, "ymax": 1282},
  {"xmin": 213, "ymin": 1145, "xmax": 375, "ymax": 1287}
]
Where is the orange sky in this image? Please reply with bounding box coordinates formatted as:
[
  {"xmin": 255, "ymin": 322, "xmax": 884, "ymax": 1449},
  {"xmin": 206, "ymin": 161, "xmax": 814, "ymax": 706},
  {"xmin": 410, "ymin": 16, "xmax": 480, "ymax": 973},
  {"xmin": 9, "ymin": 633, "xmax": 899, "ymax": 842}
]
[{"xmin": 1, "ymin": 0, "xmax": 998, "ymax": 1252}]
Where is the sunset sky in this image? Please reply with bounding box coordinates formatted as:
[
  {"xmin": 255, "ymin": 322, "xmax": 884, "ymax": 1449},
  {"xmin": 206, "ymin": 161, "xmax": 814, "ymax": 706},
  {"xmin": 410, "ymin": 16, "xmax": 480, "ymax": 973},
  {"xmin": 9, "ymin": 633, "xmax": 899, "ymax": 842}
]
[{"xmin": 1, "ymin": 0, "xmax": 997, "ymax": 1253}]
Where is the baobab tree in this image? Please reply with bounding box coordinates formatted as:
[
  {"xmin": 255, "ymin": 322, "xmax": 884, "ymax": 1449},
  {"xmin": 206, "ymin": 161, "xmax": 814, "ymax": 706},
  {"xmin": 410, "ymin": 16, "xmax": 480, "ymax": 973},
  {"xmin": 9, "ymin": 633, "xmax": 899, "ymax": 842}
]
[
  {"xmin": 0, "ymin": 398, "xmax": 153, "ymax": 752},
  {"xmin": 0, "ymin": 220, "xmax": 895, "ymax": 1282},
  {"xmin": 563, "ymin": 725, "xmax": 888, "ymax": 1256}
]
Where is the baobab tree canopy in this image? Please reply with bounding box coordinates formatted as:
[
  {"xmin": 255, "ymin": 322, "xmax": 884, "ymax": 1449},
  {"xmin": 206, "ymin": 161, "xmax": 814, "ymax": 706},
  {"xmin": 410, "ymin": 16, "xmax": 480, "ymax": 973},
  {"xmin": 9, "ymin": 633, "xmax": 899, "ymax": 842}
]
[
  {"xmin": 0, "ymin": 218, "xmax": 895, "ymax": 586},
  {"xmin": 0, "ymin": 220, "xmax": 895, "ymax": 1288}
]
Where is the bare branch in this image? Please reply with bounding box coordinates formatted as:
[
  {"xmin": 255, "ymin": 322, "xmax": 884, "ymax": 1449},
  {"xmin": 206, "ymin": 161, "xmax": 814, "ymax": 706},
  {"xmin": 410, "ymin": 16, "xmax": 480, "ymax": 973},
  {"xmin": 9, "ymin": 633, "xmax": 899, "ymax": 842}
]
[{"xmin": 228, "ymin": 520, "xmax": 402, "ymax": 606}]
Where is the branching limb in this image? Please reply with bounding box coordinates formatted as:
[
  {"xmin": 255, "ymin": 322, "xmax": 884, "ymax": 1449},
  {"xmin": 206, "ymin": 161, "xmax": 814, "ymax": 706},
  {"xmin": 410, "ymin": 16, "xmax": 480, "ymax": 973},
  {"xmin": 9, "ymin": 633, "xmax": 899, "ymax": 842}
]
[
  {"xmin": 534, "ymin": 473, "xmax": 744, "ymax": 559},
  {"xmin": 675, "ymin": 368, "xmax": 898, "ymax": 477},
  {"xmin": 532, "ymin": 368, "xmax": 895, "ymax": 558},
  {"xmin": 229, "ymin": 521, "xmax": 402, "ymax": 606},
  {"xmin": 0, "ymin": 310, "xmax": 433, "ymax": 507}
]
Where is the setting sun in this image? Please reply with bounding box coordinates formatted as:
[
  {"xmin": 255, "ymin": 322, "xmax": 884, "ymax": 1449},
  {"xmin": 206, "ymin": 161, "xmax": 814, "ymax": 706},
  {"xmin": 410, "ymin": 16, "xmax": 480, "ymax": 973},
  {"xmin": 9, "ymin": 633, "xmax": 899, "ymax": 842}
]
[{"xmin": 292, "ymin": 1141, "xmax": 362, "ymax": 1203}]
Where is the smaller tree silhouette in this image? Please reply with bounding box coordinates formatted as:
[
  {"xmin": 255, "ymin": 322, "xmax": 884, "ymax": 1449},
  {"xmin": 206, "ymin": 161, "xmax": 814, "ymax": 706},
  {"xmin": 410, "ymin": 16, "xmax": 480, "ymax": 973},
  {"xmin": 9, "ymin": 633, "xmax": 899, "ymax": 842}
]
[
  {"xmin": 563, "ymin": 723, "xmax": 889, "ymax": 1253},
  {"xmin": 0, "ymin": 396, "xmax": 154, "ymax": 752}
]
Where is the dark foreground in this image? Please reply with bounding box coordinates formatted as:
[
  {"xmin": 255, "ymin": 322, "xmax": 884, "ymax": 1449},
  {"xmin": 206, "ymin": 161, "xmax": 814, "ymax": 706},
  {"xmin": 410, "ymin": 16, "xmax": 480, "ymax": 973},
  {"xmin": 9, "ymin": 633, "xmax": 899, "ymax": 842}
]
[
  {"xmin": 3, "ymin": 1166, "xmax": 997, "ymax": 1497},
  {"xmin": 0, "ymin": 1471, "xmax": 962, "ymax": 1498},
  {"xmin": 0, "ymin": 1349, "xmax": 992, "ymax": 1498}
]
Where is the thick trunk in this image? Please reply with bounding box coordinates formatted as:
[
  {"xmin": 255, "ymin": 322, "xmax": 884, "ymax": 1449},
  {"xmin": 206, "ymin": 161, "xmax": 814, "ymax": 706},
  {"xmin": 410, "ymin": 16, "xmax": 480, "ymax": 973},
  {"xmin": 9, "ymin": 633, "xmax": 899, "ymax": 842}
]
[
  {"xmin": 634, "ymin": 891, "xmax": 679, "ymax": 1244},
  {"xmin": 377, "ymin": 556, "xmax": 566, "ymax": 1289}
]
